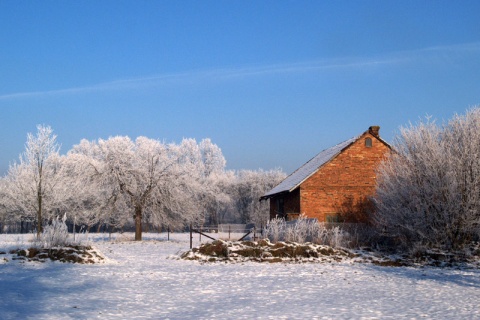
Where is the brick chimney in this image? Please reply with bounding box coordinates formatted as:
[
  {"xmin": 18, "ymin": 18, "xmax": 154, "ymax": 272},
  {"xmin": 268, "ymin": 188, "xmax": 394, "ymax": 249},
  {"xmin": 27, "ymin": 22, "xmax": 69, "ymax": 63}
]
[{"xmin": 369, "ymin": 126, "xmax": 380, "ymax": 137}]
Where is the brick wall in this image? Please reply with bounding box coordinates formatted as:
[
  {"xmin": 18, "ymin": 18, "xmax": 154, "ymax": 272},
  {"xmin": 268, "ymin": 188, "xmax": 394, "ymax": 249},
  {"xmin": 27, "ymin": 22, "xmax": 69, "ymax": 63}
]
[{"xmin": 299, "ymin": 132, "xmax": 390, "ymax": 221}]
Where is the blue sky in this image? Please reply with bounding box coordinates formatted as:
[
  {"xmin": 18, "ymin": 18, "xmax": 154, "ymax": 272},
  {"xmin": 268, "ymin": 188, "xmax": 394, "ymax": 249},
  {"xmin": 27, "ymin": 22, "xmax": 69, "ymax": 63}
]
[{"xmin": 1, "ymin": 1, "xmax": 480, "ymax": 175}]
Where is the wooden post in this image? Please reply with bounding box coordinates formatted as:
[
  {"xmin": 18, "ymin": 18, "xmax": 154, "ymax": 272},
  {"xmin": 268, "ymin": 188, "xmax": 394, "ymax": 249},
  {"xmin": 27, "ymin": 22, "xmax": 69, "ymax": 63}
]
[
  {"xmin": 167, "ymin": 225, "xmax": 170, "ymax": 241},
  {"xmin": 190, "ymin": 223, "xmax": 193, "ymax": 249},
  {"xmin": 228, "ymin": 225, "xmax": 231, "ymax": 240}
]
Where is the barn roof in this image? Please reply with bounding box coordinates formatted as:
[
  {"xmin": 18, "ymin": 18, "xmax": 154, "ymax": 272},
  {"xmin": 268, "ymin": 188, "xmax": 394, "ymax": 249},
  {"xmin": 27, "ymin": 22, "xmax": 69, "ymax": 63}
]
[{"xmin": 260, "ymin": 136, "xmax": 358, "ymax": 200}]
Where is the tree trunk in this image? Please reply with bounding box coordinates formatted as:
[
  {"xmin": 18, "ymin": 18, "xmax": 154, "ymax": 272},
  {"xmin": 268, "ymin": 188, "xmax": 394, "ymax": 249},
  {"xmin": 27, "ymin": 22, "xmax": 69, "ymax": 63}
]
[
  {"xmin": 37, "ymin": 206, "xmax": 42, "ymax": 239},
  {"xmin": 135, "ymin": 206, "xmax": 142, "ymax": 241},
  {"xmin": 37, "ymin": 178, "xmax": 43, "ymax": 239}
]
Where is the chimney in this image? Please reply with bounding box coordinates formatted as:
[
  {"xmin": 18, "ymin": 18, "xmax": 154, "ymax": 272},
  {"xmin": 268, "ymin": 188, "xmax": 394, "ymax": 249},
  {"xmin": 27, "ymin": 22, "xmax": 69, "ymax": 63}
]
[{"xmin": 369, "ymin": 126, "xmax": 380, "ymax": 137}]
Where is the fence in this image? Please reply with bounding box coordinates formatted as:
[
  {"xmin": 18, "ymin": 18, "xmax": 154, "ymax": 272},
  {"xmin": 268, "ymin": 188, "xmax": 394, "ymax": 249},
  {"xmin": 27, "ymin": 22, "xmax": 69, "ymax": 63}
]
[{"xmin": 188, "ymin": 223, "xmax": 264, "ymax": 248}]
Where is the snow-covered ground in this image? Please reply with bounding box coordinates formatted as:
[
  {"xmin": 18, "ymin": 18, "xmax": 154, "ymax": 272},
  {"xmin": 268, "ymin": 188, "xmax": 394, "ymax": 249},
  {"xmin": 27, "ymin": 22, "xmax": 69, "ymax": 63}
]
[{"xmin": 1, "ymin": 232, "xmax": 479, "ymax": 319}]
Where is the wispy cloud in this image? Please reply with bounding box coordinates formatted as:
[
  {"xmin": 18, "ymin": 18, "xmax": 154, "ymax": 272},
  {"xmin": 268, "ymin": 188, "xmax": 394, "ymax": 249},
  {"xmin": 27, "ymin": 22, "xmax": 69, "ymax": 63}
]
[
  {"xmin": 0, "ymin": 58, "xmax": 399, "ymax": 100},
  {"xmin": 0, "ymin": 59, "xmax": 396, "ymax": 101},
  {"xmin": 1, "ymin": 42, "xmax": 479, "ymax": 101},
  {"xmin": 417, "ymin": 42, "xmax": 480, "ymax": 54}
]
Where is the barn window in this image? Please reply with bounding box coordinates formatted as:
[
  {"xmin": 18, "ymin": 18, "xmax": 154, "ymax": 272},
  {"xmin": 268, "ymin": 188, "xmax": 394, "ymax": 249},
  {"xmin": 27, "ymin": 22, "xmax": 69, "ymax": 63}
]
[
  {"xmin": 365, "ymin": 137, "xmax": 372, "ymax": 148},
  {"xmin": 326, "ymin": 213, "xmax": 340, "ymax": 223}
]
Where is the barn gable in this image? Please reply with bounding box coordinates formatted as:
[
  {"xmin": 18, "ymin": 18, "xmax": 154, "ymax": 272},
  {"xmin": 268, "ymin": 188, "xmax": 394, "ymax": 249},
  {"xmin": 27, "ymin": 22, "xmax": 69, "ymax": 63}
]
[{"xmin": 261, "ymin": 126, "xmax": 391, "ymax": 222}]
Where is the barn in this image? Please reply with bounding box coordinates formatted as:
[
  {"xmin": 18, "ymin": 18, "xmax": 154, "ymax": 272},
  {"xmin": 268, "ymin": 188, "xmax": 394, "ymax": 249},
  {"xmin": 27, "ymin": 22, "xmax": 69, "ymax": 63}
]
[{"xmin": 260, "ymin": 126, "xmax": 391, "ymax": 223}]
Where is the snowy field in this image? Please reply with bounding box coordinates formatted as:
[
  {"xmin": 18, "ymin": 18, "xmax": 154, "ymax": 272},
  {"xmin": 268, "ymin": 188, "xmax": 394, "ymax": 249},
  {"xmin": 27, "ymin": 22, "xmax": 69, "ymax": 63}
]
[{"xmin": 1, "ymin": 232, "xmax": 479, "ymax": 319}]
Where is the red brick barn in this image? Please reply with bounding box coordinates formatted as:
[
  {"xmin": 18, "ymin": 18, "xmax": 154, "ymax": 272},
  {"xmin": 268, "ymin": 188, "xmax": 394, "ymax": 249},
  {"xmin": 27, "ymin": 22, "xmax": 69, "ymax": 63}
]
[{"xmin": 260, "ymin": 126, "xmax": 391, "ymax": 223}]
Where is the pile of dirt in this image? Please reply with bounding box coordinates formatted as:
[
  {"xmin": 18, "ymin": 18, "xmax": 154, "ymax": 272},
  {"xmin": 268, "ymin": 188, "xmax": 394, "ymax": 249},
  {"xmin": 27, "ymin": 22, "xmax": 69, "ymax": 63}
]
[
  {"xmin": 182, "ymin": 239, "xmax": 360, "ymax": 264},
  {"xmin": 181, "ymin": 240, "xmax": 480, "ymax": 268},
  {"xmin": 3, "ymin": 245, "xmax": 106, "ymax": 264}
]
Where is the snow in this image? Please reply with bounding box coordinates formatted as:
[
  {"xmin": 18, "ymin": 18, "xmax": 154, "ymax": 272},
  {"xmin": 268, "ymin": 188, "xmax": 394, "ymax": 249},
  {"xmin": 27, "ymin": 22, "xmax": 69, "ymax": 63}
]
[{"xmin": 1, "ymin": 233, "xmax": 479, "ymax": 319}]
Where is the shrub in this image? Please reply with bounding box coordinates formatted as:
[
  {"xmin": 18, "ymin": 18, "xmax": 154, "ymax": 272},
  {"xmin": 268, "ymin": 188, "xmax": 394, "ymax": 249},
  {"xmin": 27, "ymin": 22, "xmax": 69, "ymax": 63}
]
[
  {"xmin": 285, "ymin": 214, "xmax": 310, "ymax": 243},
  {"xmin": 265, "ymin": 217, "xmax": 285, "ymax": 242},
  {"xmin": 373, "ymin": 108, "xmax": 480, "ymax": 251},
  {"xmin": 265, "ymin": 214, "xmax": 348, "ymax": 248},
  {"xmin": 37, "ymin": 213, "xmax": 71, "ymax": 248}
]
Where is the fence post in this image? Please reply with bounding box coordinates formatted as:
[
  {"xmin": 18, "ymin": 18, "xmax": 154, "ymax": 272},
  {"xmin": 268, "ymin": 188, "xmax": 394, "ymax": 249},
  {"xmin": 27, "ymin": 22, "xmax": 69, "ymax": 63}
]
[
  {"xmin": 190, "ymin": 223, "xmax": 193, "ymax": 249},
  {"xmin": 228, "ymin": 225, "xmax": 231, "ymax": 240},
  {"xmin": 167, "ymin": 225, "xmax": 170, "ymax": 241}
]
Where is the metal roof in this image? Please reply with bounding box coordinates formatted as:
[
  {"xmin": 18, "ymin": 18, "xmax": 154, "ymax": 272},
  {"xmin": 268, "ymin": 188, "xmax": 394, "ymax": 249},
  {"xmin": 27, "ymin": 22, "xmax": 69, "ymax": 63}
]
[{"xmin": 260, "ymin": 135, "xmax": 359, "ymax": 200}]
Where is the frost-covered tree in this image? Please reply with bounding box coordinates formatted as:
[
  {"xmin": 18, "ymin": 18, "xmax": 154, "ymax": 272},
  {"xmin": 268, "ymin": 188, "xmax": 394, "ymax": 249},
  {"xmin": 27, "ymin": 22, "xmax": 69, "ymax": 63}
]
[
  {"xmin": 201, "ymin": 170, "xmax": 235, "ymax": 225},
  {"xmin": 374, "ymin": 108, "xmax": 480, "ymax": 250},
  {"xmin": 0, "ymin": 126, "xmax": 285, "ymax": 234},
  {"xmin": 0, "ymin": 177, "xmax": 9, "ymax": 230},
  {"xmin": 60, "ymin": 150, "xmax": 116, "ymax": 232},
  {"xmin": 200, "ymin": 138, "xmax": 227, "ymax": 177},
  {"xmin": 192, "ymin": 139, "xmax": 233, "ymax": 225},
  {"xmin": 164, "ymin": 137, "xmax": 241, "ymax": 227},
  {"xmin": 70, "ymin": 136, "xmax": 202, "ymax": 240},
  {"xmin": 2, "ymin": 125, "xmax": 64, "ymax": 237},
  {"xmin": 232, "ymin": 169, "xmax": 286, "ymax": 226}
]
